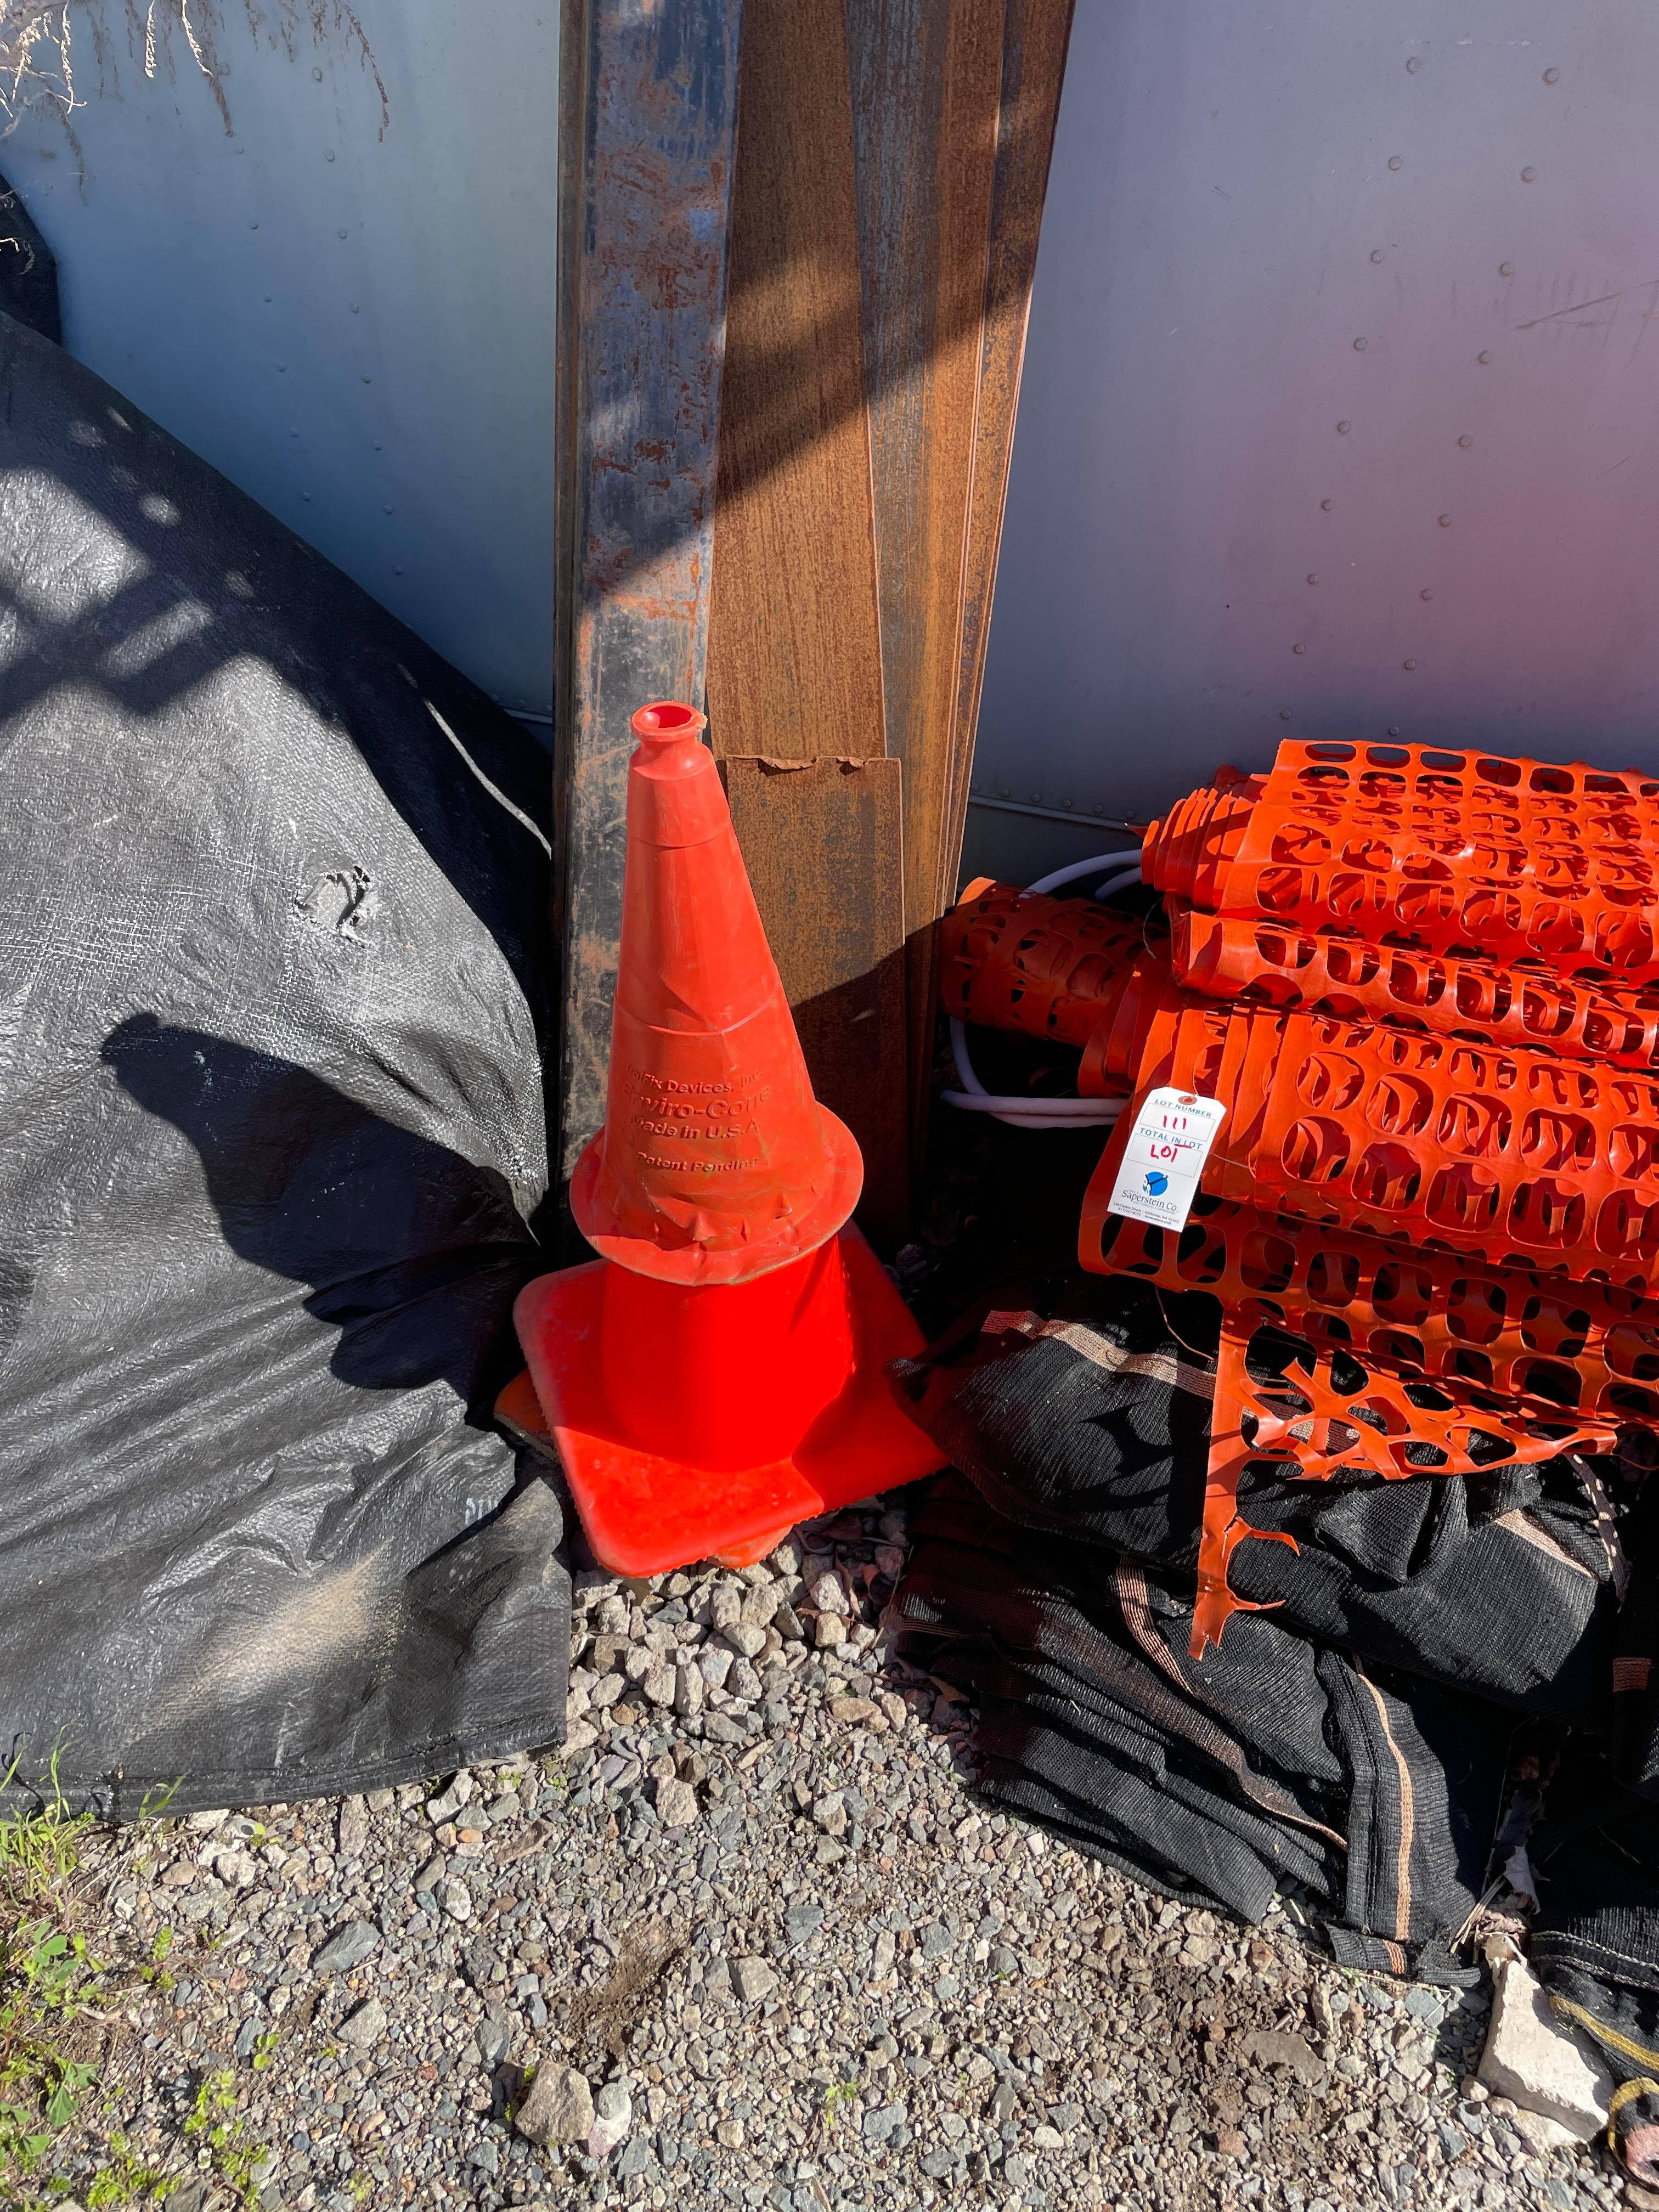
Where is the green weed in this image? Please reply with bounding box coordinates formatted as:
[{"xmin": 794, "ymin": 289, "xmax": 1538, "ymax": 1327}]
[
  {"xmin": 821, "ymin": 2076, "xmax": 861, "ymax": 2129},
  {"xmin": 181, "ymin": 2068, "xmax": 271, "ymax": 2208},
  {"xmin": 0, "ymin": 1753, "xmax": 109, "ymax": 2183},
  {"xmin": 79, "ymin": 2134, "xmax": 167, "ymax": 2205}
]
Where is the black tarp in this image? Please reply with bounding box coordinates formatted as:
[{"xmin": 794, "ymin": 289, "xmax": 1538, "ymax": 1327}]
[{"xmin": 0, "ymin": 311, "xmax": 568, "ymax": 1815}]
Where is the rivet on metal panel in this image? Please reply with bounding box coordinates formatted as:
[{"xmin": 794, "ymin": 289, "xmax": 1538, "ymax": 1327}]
[
  {"xmin": 1293, "ymin": 644, "xmax": 1306, "ymax": 656},
  {"xmin": 1062, "ymin": 798, "xmax": 1074, "ymax": 811},
  {"xmin": 362, "ymin": 376, "xmax": 373, "ymax": 385},
  {"xmin": 276, "ymin": 362, "xmax": 286, "ymax": 373},
  {"xmin": 313, "ymin": 66, "xmax": 324, "ymax": 81},
  {"xmin": 351, "ymin": 306, "xmax": 360, "ymax": 315},
  {"xmin": 1306, "ymin": 574, "xmax": 1318, "ymax": 585},
  {"xmin": 1387, "ymin": 725, "xmax": 1402, "ymax": 736},
  {"xmin": 1406, "ymin": 56, "xmax": 1422, "ymax": 73},
  {"xmin": 998, "ymin": 786, "xmax": 1011, "ymax": 798},
  {"xmin": 1388, "ymin": 156, "xmax": 1403, "ymax": 171},
  {"xmin": 250, "ymin": 222, "xmax": 260, "ymax": 231},
  {"xmin": 1543, "ymin": 68, "xmax": 1560, "ymax": 83},
  {"xmin": 325, "ymin": 150, "xmax": 336, "ymax": 163},
  {"xmin": 290, "ymin": 428, "xmax": 298, "ymax": 439},
  {"xmin": 1353, "ymin": 338, "xmax": 1368, "ymax": 352},
  {"xmin": 1438, "ymin": 514, "xmax": 1453, "ymax": 527},
  {"xmin": 1030, "ymin": 793, "xmax": 1042, "ymax": 804},
  {"xmin": 1521, "ymin": 168, "xmax": 1538, "ymax": 183},
  {"xmin": 1403, "ymin": 659, "xmax": 1417, "ymax": 671},
  {"xmin": 1478, "ymin": 351, "xmax": 1493, "ymax": 364},
  {"xmin": 1458, "ymin": 435, "xmax": 1473, "ymax": 448},
  {"xmin": 1279, "ymin": 710, "xmax": 1292, "ymax": 721},
  {"xmin": 1321, "ymin": 499, "xmax": 1335, "ymax": 511},
  {"xmin": 337, "ymin": 230, "xmax": 349, "ymax": 241},
  {"xmin": 263, "ymin": 295, "xmax": 272, "ymax": 304},
  {"xmin": 1370, "ymin": 250, "xmax": 1385, "ymax": 264},
  {"xmin": 1420, "ymin": 589, "xmax": 1433, "ymax": 601},
  {"xmin": 1336, "ymin": 421, "xmax": 1351, "ymax": 435},
  {"xmin": 1499, "ymin": 262, "xmax": 1516, "ymax": 276},
  {"xmin": 384, "ymin": 506, "xmax": 394, "ymax": 515}
]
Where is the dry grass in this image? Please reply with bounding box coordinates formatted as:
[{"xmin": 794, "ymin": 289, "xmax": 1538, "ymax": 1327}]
[{"xmin": 0, "ymin": 0, "xmax": 387, "ymax": 149}]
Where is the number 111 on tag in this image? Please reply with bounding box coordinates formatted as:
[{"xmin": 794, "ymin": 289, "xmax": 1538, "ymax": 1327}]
[{"xmin": 1106, "ymin": 1087, "xmax": 1228, "ymax": 1232}]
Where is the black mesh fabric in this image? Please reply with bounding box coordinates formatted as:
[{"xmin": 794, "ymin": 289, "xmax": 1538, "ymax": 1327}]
[
  {"xmin": 892, "ymin": 1475, "xmax": 1501, "ymax": 1978},
  {"xmin": 888, "ymin": 1268, "xmax": 1646, "ymax": 1989},
  {"xmin": 889, "ymin": 1275, "xmax": 1620, "ymax": 1720}
]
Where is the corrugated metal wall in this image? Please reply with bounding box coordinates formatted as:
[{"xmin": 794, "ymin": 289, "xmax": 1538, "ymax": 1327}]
[
  {"xmin": 966, "ymin": 0, "xmax": 1659, "ymax": 885},
  {"xmin": 2, "ymin": 2, "xmax": 558, "ymax": 721}
]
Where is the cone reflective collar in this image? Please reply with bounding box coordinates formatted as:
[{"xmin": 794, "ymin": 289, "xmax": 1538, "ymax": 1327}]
[{"xmin": 513, "ymin": 702, "xmax": 943, "ymax": 1576}]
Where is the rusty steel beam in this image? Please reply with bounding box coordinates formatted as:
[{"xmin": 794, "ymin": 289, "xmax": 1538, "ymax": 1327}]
[{"xmin": 552, "ymin": 0, "xmax": 744, "ymax": 1188}]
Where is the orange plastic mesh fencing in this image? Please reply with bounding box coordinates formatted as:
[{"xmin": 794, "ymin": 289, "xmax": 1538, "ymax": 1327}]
[
  {"xmin": 937, "ymin": 880, "xmax": 1150, "ymax": 1049},
  {"xmin": 1171, "ymin": 908, "xmax": 1659, "ymax": 1068},
  {"xmin": 1081, "ymin": 1191, "xmax": 1659, "ymax": 1434},
  {"xmin": 1191, "ymin": 1313, "xmax": 1613, "ymax": 1655},
  {"xmin": 1143, "ymin": 740, "xmax": 1659, "ymax": 977},
  {"xmin": 1078, "ymin": 1197, "xmax": 1628, "ymax": 1652},
  {"xmin": 1090, "ymin": 1000, "xmax": 1659, "ymax": 1290}
]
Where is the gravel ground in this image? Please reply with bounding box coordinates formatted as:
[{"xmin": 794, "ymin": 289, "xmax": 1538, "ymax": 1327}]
[{"xmin": 37, "ymin": 1491, "xmax": 1640, "ymax": 2212}]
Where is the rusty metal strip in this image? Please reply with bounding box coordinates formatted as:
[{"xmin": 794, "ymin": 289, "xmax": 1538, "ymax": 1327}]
[{"xmin": 552, "ymin": 0, "xmax": 745, "ymax": 1186}]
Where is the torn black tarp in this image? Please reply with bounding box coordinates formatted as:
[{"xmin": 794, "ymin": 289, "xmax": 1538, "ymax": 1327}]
[{"xmin": 0, "ymin": 312, "xmax": 567, "ymax": 1814}]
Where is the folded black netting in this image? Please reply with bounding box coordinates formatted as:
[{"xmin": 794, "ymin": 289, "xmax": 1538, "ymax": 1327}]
[
  {"xmin": 892, "ymin": 1475, "xmax": 1499, "ymax": 1977},
  {"xmin": 0, "ymin": 312, "xmax": 568, "ymax": 1814},
  {"xmin": 889, "ymin": 1273, "xmax": 1621, "ymax": 1720},
  {"xmin": 1531, "ymin": 1497, "xmax": 1659, "ymax": 2183}
]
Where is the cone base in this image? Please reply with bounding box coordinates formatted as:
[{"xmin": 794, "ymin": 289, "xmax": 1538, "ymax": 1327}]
[{"xmin": 511, "ymin": 1228, "xmax": 946, "ymax": 1579}]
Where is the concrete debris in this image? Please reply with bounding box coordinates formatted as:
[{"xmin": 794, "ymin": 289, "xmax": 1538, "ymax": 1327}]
[{"xmin": 1478, "ymin": 1950, "xmax": 1612, "ymax": 2142}]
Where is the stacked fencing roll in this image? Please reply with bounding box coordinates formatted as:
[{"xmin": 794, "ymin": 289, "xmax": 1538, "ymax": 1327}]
[
  {"xmin": 941, "ymin": 737, "xmax": 1659, "ymax": 1651},
  {"xmin": 1143, "ymin": 741, "xmax": 1659, "ymax": 974}
]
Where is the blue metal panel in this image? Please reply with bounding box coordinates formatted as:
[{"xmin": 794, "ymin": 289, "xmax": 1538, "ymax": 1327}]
[
  {"xmin": 971, "ymin": 0, "xmax": 1659, "ymax": 878},
  {"xmin": 1, "ymin": 4, "xmax": 557, "ymax": 718}
]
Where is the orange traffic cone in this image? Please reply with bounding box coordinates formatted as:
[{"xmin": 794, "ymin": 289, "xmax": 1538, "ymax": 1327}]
[{"xmin": 513, "ymin": 701, "xmax": 944, "ymax": 1576}]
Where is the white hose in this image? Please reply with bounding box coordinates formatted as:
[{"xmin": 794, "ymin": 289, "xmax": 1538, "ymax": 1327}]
[
  {"xmin": 944, "ymin": 850, "xmax": 1144, "ymax": 1130},
  {"xmin": 1026, "ymin": 851, "xmax": 1139, "ymax": 897}
]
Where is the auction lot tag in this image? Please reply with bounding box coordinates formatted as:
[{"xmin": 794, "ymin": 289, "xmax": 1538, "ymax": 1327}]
[{"xmin": 1108, "ymin": 1088, "xmax": 1227, "ymax": 1231}]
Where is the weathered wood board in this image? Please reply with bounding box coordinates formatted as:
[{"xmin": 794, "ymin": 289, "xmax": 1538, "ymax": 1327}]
[
  {"xmin": 557, "ymin": 0, "xmax": 1073, "ymax": 1222},
  {"xmin": 942, "ymin": 0, "xmax": 1077, "ymax": 922},
  {"xmin": 721, "ymin": 755, "xmax": 910, "ymax": 1244},
  {"xmin": 706, "ymin": 0, "xmax": 886, "ymax": 764}
]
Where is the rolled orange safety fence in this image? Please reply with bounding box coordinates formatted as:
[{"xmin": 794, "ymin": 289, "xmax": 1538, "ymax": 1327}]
[{"xmin": 1143, "ymin": 740, "xmax": 1659, "ymax": 977}]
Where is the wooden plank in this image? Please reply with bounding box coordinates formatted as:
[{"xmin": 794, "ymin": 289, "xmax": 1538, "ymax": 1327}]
[
  {"xmin": 943, "ymin": 0, "xmax": 1077, "ymax": 902},
  {"xmin": 721, "ymin": 755, "xmax": 910, "ymax": 1244},
  {"xmin": 552, "ymin": 0, "xmax": 744, "ymax": 1187},
  {"xmin": 706, "ymin": 0, "xmax": 886, "ymax": 763},
  {"xmin": 843, "ymin": 0, "xmax": 1004, "ymax": 942}
]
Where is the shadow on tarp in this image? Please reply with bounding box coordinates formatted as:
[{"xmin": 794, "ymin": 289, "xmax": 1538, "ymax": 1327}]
[{"xmin": 0, "ymin": 312, "xmax": 568, "ymax": 1816}]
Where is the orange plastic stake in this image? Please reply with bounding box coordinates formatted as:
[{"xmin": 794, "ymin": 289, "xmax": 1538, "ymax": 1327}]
[{"xmin": 514, "ymin": 701, "xmax": 944, "ymax": 1577}]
